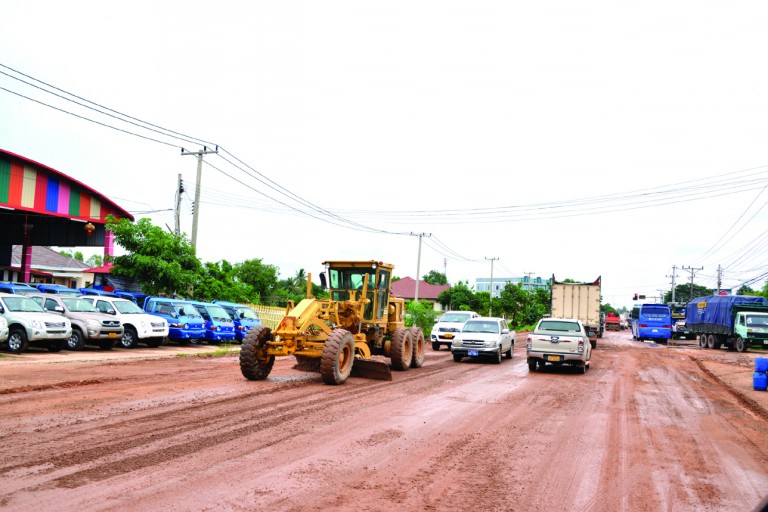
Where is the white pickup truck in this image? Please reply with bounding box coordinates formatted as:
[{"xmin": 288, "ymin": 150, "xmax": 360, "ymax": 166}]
[{"xmin": 526, "ymin": 317, "xmax": 592, "ymax": 374}]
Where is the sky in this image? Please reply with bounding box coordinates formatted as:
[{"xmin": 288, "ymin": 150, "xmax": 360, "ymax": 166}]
[{"xmin": 2, "ymin": 1, "xmax": 768, "ymax": 311}]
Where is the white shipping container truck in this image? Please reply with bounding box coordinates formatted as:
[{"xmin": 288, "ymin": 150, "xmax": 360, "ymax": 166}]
[{"xmin": 550, "ymin": 276, "xmax": 602, "ymax": 349}]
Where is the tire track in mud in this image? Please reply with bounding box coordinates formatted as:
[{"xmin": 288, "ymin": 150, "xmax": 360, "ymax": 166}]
[{"xmin": 0, "ymin": 353, "xmax": 470, "ymax": 497}]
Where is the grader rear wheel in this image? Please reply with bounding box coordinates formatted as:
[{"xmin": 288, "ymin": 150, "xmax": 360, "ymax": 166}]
[
  {"xmin": 390, "ymin": 327, "xmax": 413, "ymax": 371},
  {"xmin": 409, "ymin": 327, "xmax": 425, "ymax": 368},
  {"xmin": 321, "ymin": 329, "xmax": 355, "ymax": 385},
  {"xmin": 240, "ymin": 326, "xmax": 275, "ymax": 381}
]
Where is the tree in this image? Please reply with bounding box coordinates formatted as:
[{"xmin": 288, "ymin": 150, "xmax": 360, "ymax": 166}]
[
  {"xmin": 437, "ymin": 281, "xmax": 476, "ymax": 311},
  {"xmin": 235, "ymin": 258, "xmax": 280, "ymax": 304},
  {"xmin": 85, "ymin": 254, "xmax": 103, "ymax": 268},
  {"xmin": 106, "ymin": 215, "xmax": 202, "ymax": 297},
  {"xmin": 406, "ymin": 300, "xmax": 440, "ymax": 334},
  {"xmin": 423, "ymin": 270, "xmax": 448, "ymax": 286},
  {"xmin": 59, "ymin": 249, "xmax": 84, "ymax": 261}
]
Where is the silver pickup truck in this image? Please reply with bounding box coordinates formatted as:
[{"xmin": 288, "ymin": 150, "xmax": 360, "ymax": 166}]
[{"xmin": 526, "ymin": 317, "xmax": 592, "ymax": 374}]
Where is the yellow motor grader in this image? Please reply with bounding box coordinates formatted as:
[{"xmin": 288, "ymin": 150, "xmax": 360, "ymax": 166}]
[{"xmin": 239, "ymin": 260, "xmax": 425, "ymax": 385}]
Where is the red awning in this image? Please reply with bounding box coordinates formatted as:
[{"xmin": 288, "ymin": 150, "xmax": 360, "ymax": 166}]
[{"xmin": 83, "ymin": 263, "xmax": 113, "ymax": 274}]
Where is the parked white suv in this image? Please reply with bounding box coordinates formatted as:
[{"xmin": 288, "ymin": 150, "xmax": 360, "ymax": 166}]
[
  {"xmin": 430, "ymin": 310, "xmax": 479, "ymax": 350},
  {"xmin": 451, "ymin": 317, "xmax": 515, "ymax": 363},
  {"xmin": 83, "ymin": 296, "xmax": 169, "ymax": 348},
  {"xmin": 0, "ymin": 293, "xmax": 71, "ymax": 353},
  {"xmin": 526, "ymin": 317, "xmax": 592, "ymax": 374}
]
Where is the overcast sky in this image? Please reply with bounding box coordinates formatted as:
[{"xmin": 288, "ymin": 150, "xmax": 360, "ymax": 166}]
[{"xmin": 2, "ymin": 1, "xmax": 768, "ymax": 310}]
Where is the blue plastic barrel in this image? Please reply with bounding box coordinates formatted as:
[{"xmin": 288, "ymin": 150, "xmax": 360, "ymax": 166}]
[
  {"xmin": 753, "ymin": 371, "xmax": 768, "ymax": 391},
  {"xmin": 755, "ymin": 357, "xmax": 768, "ymax": 373}
]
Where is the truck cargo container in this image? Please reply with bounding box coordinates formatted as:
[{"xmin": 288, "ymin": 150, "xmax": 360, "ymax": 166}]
[
  {"xmin": 686, "ymin": 295, "xmax": 768, "ymax": 352},
  {"xmin": 550, "ymin": 276, "xmax": 601, "ymax": 349}
]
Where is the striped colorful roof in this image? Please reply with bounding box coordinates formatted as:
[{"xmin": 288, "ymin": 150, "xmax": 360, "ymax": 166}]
[{"xmin": 0, "ymin": 148, "xmax": 133, "ymax": 223}]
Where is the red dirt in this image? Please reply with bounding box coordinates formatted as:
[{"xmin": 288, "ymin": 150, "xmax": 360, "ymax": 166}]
[{"xmin": 1, "ymin": 330, "xmax": 768, "ymax": 511}]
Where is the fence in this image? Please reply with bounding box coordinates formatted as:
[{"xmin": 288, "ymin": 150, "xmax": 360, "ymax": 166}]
[{"xmin": 249, "ymin": 304, "xmax": 286, "ymax": 330}]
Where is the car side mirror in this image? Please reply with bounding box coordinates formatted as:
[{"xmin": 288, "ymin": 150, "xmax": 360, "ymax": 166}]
[
  {"xmin": 107, "ymin": 309, "xmax": 116, "ymax": 315},
  {"xmin": 55, "ymin": 306, "xmax": 64, "ymax": 313},
  {"xmin": 502, "ymin": 329, "xmax": 509, "ymax": 334}
]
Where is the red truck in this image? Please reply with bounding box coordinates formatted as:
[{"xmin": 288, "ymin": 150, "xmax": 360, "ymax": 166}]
[{"xmin": 605, "ymin": 313, "xmax": 621, "ymax": 331}]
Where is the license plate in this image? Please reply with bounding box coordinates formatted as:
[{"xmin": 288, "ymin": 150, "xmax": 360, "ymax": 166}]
[
  {"xmin": 652, "ymin": 329, "xmax": 658, "ymax": 333},
  {"xmin": 468, "ymin": 350, "xmax": 478, "ymax": 356},
  {"xmin": 108, "ymin": 333, "xmax": 117, "ymax": 338},
  {"xmin": 546, "ymin": 355, "xmax": 561, "ymax": 362},
  {"xmin": 444, "ymin": 333, "xmax": 454, "ymax": 339}
]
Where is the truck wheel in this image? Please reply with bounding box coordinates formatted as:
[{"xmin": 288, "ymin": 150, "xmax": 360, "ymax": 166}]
[
  {"xmin": 713, "ymin": 336, "xmax": 723, "ymax": 350},
  {"xmin": 699, "ymin": 335, "xmax": 707, "ymax": 348},
  {"xmin": 453, "ymin": 353, "xmax": 462, "ymax": 362},
  {"xmin": 494, "ymin": 347, "xmax": 502, "ymax": 364},
  {"xmin": 240, "ymin": 326, "xmax": 275, "ymax": 381},
  {"xmin": 390, "ymin": 327, "xmax": 413, "ymax": 371},
  {"xmin": 67, "ymin": 328, "xmax": 85, "ymax": 351},
  {"xmin": 47, "ymin": 339, "xmax": 65, "ymax": 352},
  {"xmin": 409, "ymin": 327, "xmax": 425, "ymax": 368},
  {"xmin": 527, "ymin": 359, "xmax": 537, "ymax": 372},
  {"xmin": 505, "ymin": 343, "xmax": 513, "ymax": 359},
  {"xmin": 321, "ymin": 329, "xmax": 355, "ymax": 385},
  {"xmin": 706, "ymin": 334, "xmax": 716, "ymax": 349},
  {"xmin": 7, "ymin": 328, "xmax": 29, "ymax": 354},
  {"xmin": 120, "ymin": 326, "xmax": 139, "ymax": 349},
  {"xmin": 591, "ymin": 340, "xmax": 597, "ymax": 349},
  {"xmin": 736, "ymin": 336, "xmax": 748, "ymax": 353},
  {"xmin": 432, "ymin": 341, "xmax": 440, "ymax": 351}
]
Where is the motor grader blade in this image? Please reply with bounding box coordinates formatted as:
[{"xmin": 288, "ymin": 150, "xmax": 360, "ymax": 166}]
[{"xmin": 350, "ymin": 358, "xmax": 392, "ymax": 381}]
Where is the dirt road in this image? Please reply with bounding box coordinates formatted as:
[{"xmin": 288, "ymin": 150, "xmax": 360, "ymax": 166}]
[{"xmin": 1, "ymin": 330, "xmax": 768, "ymax": 511}]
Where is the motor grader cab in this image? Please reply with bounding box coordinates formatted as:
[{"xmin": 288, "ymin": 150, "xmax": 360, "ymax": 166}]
[{"xmin": 239, "ymin": 260, "xmax": 426, "ymax": 385}]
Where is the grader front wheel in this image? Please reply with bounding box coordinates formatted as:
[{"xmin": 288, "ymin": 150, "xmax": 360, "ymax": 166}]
[
  {"xmin": 240, "ymin": 326, "xmax": 275, "ymax": 381},
  {"xmin": 321, "ymin": 329, "xmax": 355, "ymax": 385},
  {"xmin": 390, "ymin": 327, "xmax": 413, "ymax": 371}
]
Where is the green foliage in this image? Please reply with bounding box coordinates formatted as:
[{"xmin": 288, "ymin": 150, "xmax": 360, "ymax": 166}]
[
  {"xmin": 663, "ymin": 283, "xmax": 713, "ymax": 303},
  {"xmin": 406, "ymin": 300, "xmax": 440, "ymax": 333},
  {"xmin": 423, "ymin": 270, "xmax": 448, "ymax": 285},
  {"xmin": 235, "ymin": 258, "xmax": 280, "ymax": 304},
  {"xmin": 601, "ymin": 303, "xmax": 619, "ymax": 316},
  {"xmin": 498, "ymin": 283, "xmax": 550, "ymax": 327},
  {"xmin": 193, "ymin": 260, "xmax": 254, "ymax": 303},
  {"xmin": 437, "ymin": 281, "xmax": 476, "ymax": 311},
  {"xmin": 106, "ymin": 215, "xmax": 201, "ymax": 297},
  {"xmin": 59, "ymin": 249, "xmax": 84, "ymax": 262},
  {"xmin": 85, "ymin": 254, "xmax": 103, "ymax": 267}
]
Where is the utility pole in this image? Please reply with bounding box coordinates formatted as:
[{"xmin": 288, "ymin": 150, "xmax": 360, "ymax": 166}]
[
  {"xmin": 486, "ymin": 257, "xmax": 499, "ymax": 316},
  {"xmin": 524, "ymin": 271, "xmax": 534, "ymax": 290},
  {"xmin": 717, "ymin": 264, "xmax": 722, "ymax": 294},
  {"xmin": 666, "ymin": 265, "xmax": 678, "ymax": 302},
  {"xmin": 182, "ymin": 145, "xmax": 218, "ymax": 250},
  {"xmin": 174, "ymin": 174, "xmax": 183, "ymax": 236},
  {"xmin": 682, "ymin": 265, "xmax": 703, "ymax": 301},
  {"xmin": 410, "ymin": 232, "xmax": 431, "ymax": 301}
]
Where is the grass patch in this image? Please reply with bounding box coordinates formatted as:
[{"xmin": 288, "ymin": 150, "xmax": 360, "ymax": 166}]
[{"xmin": 175, "ymin": 343, "xmax": 240, "ymax": 358}]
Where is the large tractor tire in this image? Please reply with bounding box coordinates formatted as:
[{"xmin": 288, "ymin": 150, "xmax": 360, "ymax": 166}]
[
  {"xmin": 321, "ymin": 329, "xmax": 355, "ymax": 385},
  {"xmin": 736, "ymin": 336, "xmax": 748, "ymax": 353},
  {"xmin": 240, "ymin": 326, "xmax": 275, "ymax": 381},
  {"xmin": 390, "ymin": 327, "xmax": 413, "ymax": 371},
  {"xmin": 410, "ymin": 327, "xmax": 425, "ymax": 368}
]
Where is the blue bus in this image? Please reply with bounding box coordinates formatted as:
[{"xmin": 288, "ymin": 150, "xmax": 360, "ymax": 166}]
[{"xmin": 631, "ymin": 303, "xmax": 672, "ymax": 342}]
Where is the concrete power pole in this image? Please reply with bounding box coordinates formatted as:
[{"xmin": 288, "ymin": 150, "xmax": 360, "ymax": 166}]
[
  {"xmin": 411, "ymin": 232, "xmax": 431, "ymax": 301},
  {"xmin": 682, "ymin": 265, "xmax": 703, "ymax": 301},
  {"xmin": 182, "ymin": 145, "xmax": 218, "ymax": 250},
  {"xmin": 486, "ymin": 257, "xmax": 499, "ymax": 316},
  {"xmin": 666, "ymin": 265, "xmax": 678, "ymax": 302},
  {"xmin": 174, "ymin": 174, "xmax": 183, "ymax": 236}
]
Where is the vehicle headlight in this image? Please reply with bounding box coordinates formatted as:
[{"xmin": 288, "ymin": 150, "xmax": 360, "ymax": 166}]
[
  {"xmin": 86, "ymin": 319, "xmax": 100, "ymax": 328},
  {"xmin": 452, "ymin": 339, "xmax": 461, "ymax": 346},
  {"xmin": 31, "ymin": 320, "xmax": 44, "ymax": 330},
  {"xmin": 486, "ymin": 340, "xmax": 498, "ymax": 348}
]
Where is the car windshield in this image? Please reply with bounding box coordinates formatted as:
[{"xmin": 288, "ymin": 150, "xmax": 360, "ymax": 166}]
[
  {"xmin": 462, "ymin": 321, "xmax": 499, "ymax": 334},
  {"xmin": 61, "ymin": 298, "xmax": 99, "ymax": 312},
  {"xmin": 441, "ymin": 313, "xmax": 471, "ymax": 323},
  {"xmin": 2, "ymin": 296, "xmax": 46, "ymax": 312},
  {"xmin": 642, "ymin": 306, "xmax": 669, "ymax": 319},
  {"xmin": 538, "ymin": 320, "xmax": 581, "ymax": 332},
  {"xmin": 115, "ymin": 301, "xmax": 143, "ymax": 314},
  {"xmin": 206, "ymin": 305, "xmax": 231, "ymax": 322},
  {"xmin": 235, "ymin": 306, "xmax": 259, "ymax": 320},
  {"xmin": 747, "ymin": 315, "xmax": 768, "ymax": 326},
  {"xmin": 173, "ymin": 303, "xmax": 201, "ymax": 318}
]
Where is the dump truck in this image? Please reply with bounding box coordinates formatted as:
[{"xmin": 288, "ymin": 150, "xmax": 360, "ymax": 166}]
[
  {"xmin": 239, "ymin": 260, "xmax": 425, "ymax": 385},
  {"xmin": 550, "ymin": 275, "xmax": 601, "ymax": 349},
  {"xmin": 686, "ymin": 295, "xmax": 768, "ymax": 352},
  {"xmin": 604, "ymin": 313, "xmax": 621, "ymax": 331}
]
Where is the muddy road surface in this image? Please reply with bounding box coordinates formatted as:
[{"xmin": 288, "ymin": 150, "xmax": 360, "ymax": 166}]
[{"xmin": 2, "ymin": 330, "xmax": 768, "ymax": 511}]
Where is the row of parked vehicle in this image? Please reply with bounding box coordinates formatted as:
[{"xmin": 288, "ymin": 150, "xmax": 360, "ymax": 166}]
[{"xmin": 0, "ymin": 281, "xmax": 262, "ymax": 354}]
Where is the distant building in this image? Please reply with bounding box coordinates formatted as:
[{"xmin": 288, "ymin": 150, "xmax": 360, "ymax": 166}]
[
  {"xmin": 390, "ymin": 277, "xmax": 450, "ymax": 312},
  {"xmin": 7, "ymin": 245, "xmax": 93, "ymax": 288},
  {"xmin": 475, "ymin": 275, "xmax": 551, "ymax": 298}
]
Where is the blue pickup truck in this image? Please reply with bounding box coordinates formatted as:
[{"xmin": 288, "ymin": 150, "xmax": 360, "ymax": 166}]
[
  {"xmin": 186, "ymin": 300, "xmax": 236, "ymax": 344},
  {"xmin": 212, "ymin": 300, "xmax": 262, "ymax": 342},
  {"xmin": 143, "ymin": 297, "xmax": 205, "ymax": 344}
]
